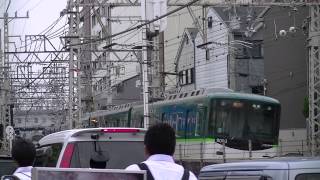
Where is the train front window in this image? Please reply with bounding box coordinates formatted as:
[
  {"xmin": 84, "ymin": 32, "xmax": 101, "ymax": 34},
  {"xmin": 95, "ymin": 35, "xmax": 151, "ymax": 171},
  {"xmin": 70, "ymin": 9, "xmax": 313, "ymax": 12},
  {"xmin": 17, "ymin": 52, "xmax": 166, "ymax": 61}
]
[{"xmin": 213, "ymin": 99, "xmax": 279, "ymax": 145}]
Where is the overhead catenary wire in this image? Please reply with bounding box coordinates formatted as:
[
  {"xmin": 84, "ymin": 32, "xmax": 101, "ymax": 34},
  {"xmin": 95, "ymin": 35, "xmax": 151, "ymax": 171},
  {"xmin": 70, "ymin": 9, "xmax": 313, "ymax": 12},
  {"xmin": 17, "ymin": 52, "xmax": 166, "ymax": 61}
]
[{"xmin": 68, "ymin": 0, "xmax": 201, "ymax": 47}]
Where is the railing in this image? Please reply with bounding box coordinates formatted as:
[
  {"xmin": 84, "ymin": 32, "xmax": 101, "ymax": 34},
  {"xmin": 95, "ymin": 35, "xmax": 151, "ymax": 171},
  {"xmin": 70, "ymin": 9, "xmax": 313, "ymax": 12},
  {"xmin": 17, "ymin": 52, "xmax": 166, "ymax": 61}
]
[{"xmin": 174, "ymin": 139, "xmax": 310, "ymax": 163}]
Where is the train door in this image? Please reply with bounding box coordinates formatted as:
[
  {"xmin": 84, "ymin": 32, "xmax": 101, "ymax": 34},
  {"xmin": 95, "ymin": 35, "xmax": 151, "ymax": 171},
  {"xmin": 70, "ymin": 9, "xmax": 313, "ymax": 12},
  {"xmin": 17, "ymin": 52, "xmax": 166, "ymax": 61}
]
[{"xmin": 197, "ymin": 104, "xmax": 207, "ymax": 138}]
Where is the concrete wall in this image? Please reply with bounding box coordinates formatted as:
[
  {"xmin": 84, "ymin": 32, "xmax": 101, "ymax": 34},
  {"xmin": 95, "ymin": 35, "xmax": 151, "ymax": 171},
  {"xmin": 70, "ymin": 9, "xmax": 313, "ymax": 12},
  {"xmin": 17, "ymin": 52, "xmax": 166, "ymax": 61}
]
[
  {"xmin": 111, "ymin": 75, "xmax": 141, "ymax": 105},
  {"xmin": 233, "ymin": 31, "xmax": 265, "ymax": 93},
  {"xmin": 95, "ymin": 75, "xmax": 141, "ymax": 109},
  {"xmin": 263, "ymin": 7, "xmax": 308, "ymax": 129}
]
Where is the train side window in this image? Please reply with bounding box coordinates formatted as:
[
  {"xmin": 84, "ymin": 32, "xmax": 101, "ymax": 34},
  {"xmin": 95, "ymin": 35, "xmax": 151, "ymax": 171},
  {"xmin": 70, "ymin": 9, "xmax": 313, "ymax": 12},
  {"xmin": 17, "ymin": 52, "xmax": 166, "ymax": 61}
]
[{"xmin": 186, "ymin": 110, "xmax": 200, "ymax": 138}]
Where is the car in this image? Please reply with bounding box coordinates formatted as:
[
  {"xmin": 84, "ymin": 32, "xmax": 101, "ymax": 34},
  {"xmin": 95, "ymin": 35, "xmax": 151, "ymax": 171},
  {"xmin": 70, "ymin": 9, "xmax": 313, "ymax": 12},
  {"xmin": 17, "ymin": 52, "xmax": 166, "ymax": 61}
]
[
  {"xmin": 33, "ymin": 128, "xmax": 146, "ymax": 169},
  {"xmin": 0, "ymin": 155, "xmax": 18, "ymax": 177},
  {"xmin": 199, "ymin": 157, "xmax": 320, "ymax": 180}
]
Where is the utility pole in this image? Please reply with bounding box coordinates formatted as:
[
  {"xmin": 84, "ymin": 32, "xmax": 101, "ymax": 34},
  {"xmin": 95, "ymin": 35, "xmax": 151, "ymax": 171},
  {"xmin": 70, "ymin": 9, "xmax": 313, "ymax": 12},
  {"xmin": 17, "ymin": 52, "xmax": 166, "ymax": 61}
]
[
  {"xmin": 0, "ymin": 1, "xmax": 28, "ymax": 153},
  {"xmin": 67, "ymin": 0, "xmax": 81, "ymax": 129},
  {"xmin": 141, "ymin": 0, "xmax": 150, "ymax": 128},
  {"xmin": 308, "ymin": 5, "xmax": 320, "ymax": 156}
]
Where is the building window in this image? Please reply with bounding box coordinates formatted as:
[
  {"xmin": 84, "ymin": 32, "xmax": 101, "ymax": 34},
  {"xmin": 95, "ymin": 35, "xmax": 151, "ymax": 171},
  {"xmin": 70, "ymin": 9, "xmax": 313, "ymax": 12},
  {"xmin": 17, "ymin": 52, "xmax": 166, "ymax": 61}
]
[
  {"xmin": 208, "ymin": 16, "xmax": 213, "ymax": 28},
  {"xmin": 98, "ymin": 31, "xmax": 102, "ymax": 38},
  {"xmin": 179, "ymin": 68, "xmax": 195, "ymax": 86},
  {"xmin": 235, "ymin": 40, "xmax": 263, "ymax": 59},
  {"xmin": 250, "ymin": 41, "xmax": 263, "ymax": 58},
  {"xmin": 17, "ymin": 118, "xmax": 22, "ymax": 124},
  {"xmin": 92, "ymin": 14, "xmax": 96, "ymax": 27},
  {"xmin": 206, "ymin": 49, "xmax": 210, "ymax": 60},
  {"xmin": 252, "ymin": 86, "xmax": 264, "ymax": 95},
  {"xmin": 34, "ymin": 118, "xmax": 38, "ymax": 123}
]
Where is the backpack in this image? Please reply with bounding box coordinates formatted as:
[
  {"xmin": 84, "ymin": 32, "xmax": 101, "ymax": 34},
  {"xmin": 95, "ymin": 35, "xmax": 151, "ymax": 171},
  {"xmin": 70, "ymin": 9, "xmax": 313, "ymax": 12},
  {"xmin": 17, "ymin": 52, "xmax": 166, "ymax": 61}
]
[{"xmin": 137, "ymin": 163, "xmax": 190, "ymax": 180}]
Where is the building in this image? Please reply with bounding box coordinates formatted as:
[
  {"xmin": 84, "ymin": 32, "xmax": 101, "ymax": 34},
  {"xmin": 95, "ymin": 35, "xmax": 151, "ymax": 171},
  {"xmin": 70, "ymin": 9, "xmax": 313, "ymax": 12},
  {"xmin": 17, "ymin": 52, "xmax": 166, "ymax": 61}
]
[
  {"xmin": 81, "ymin": 1, "xmax": 142, "ymax": 113},
  {"xmin": 174, "ymin": 6, "xmax": 308, "ymax": 135},
  {"xmin": 97, "ymin": 75, "xmax": 141, "ymax": 109},
  {"xmin": 263, "ymin": 6, "xmax": 308, "ymax": 131},
  {"xmin": 175, "ymin": 7, "xmax": 266, "ymax": 94},
  {"xmin": 13, "ymin": 110, "xmax": 67, "ymax": 140}
]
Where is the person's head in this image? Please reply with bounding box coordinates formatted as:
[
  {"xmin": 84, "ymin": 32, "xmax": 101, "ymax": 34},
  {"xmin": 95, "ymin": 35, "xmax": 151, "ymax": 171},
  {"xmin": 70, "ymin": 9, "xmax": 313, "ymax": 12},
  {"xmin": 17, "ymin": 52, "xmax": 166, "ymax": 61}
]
[
  {"xmin": 144, "ymin": 123, "xmax": 176, "ymax": 156},
  {"xmin": 11, "ymin": 138, "xmax": 36, "ymax": 167}
]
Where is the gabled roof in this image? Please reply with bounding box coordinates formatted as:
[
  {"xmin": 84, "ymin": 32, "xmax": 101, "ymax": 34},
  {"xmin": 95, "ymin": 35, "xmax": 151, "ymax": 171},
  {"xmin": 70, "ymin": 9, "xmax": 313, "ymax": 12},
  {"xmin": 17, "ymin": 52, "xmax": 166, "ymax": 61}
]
[
  {"xmin": 209, "ymin": 6, "xmax": 269, "ymax": 34},
  {"xmin": 174, "ymin": 28, "xmax": 199, "ymax": 70}
]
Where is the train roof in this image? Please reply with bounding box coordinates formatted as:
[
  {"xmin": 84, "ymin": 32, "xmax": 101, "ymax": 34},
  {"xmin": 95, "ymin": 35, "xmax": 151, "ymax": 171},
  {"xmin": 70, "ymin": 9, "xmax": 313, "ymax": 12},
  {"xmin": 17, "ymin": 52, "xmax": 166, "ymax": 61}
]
[
  {"xmin": 84, "ymin": 89, "xmax": 280, "ymax": 117},
  {"xmin": 207, "ymin": 92, "xmax": 280, "ymax": 104}
]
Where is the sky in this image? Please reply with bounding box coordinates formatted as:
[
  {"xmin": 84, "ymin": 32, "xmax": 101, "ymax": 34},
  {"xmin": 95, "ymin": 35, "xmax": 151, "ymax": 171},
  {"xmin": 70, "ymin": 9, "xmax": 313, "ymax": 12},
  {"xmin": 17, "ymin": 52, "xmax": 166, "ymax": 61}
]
[{"xmin": 9, "ymin": 0, "xmax": 67, "ymax": 39}]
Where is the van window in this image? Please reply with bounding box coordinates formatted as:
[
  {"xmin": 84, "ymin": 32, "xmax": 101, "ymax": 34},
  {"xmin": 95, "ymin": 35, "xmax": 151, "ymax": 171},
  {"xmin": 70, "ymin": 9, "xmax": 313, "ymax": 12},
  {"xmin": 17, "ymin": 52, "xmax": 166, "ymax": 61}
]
[
  {"xmin": 34, "ymin": 143, "xmax": 63, "ymax": 167},
  {"xmin": 296, "ymin": 173, "xmax": 320, "ymax": 180},
  {"xmin": 70, "ymin": 141, "xmax": 145, "ymax": 169}
]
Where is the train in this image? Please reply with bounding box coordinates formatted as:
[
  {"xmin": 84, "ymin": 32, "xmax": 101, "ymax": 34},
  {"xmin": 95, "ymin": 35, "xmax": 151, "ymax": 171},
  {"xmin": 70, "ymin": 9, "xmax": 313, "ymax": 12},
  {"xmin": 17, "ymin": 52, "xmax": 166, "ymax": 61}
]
[{"xmin": 82, "ymin": 88, "xmax": 281, "ymax": 163}]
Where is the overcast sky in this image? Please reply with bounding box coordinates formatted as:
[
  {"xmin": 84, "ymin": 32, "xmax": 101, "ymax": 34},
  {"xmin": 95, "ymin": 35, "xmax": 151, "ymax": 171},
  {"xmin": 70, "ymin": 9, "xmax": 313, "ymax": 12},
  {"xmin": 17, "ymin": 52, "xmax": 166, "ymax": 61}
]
[{"xmin": 9, "ymin": 0, "xmax": 67, "ymax": 37}]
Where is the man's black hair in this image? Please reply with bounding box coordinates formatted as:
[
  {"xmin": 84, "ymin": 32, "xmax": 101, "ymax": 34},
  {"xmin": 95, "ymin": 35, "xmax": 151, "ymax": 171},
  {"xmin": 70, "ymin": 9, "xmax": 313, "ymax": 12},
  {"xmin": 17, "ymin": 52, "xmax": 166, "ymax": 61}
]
[
  {"xmin": 144, "ymin": 123, "xmax": 176, "ymax": 156},
  {"xmin": 11, "ymin": 138, "xmax": 36, "ymax": 167}
]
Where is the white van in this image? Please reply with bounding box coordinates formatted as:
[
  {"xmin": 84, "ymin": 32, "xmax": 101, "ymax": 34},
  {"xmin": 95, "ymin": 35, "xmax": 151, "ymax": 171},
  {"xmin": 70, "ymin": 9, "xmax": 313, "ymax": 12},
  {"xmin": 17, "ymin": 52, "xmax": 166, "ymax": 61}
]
[
  {"xmin": 34, "ymin": 128, "xmax": 146, "ymax": 169},
  {"xmin": 199, "ymin": 157, "xmax": 320, "ymax": 180}
]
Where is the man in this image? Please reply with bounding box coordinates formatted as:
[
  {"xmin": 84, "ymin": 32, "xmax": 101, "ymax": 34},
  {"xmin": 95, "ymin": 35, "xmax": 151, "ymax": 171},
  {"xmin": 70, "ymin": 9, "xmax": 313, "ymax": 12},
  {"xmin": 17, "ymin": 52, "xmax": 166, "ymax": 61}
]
[
  {"xmin": 11, "ymin": 138, "xmax": 36, "ymax": 180},
  {"xmin": 126, "ymin": 123, "xmax": 197, "ymax": 180}
]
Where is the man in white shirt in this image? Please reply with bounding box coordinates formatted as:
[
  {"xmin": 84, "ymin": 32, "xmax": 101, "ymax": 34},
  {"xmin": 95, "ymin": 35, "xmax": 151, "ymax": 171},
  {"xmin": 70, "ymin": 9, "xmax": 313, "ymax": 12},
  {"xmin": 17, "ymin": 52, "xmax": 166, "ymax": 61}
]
[
  {"xmin": 12, "ymin": 138, "xmax": 36, "ymax": 180},
  {"xmin": 126, "ymin": 123, "xmax": 197, "ymax": 180}
]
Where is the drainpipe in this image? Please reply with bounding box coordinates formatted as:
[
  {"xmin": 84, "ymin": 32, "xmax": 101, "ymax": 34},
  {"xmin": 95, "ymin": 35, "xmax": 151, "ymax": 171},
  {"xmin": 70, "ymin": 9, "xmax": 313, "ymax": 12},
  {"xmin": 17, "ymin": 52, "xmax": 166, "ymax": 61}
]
[{"xmin": 193, "ymin": 39, "xmax": 197, "ymax": 90}]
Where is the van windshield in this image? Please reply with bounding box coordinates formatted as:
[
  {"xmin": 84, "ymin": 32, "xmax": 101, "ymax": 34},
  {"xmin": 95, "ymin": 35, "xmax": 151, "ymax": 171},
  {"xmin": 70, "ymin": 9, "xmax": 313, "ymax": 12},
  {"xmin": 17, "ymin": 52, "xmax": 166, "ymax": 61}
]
[{"xmin": 70, "ymin": 141, "xmax": 145, "ymax": 169}]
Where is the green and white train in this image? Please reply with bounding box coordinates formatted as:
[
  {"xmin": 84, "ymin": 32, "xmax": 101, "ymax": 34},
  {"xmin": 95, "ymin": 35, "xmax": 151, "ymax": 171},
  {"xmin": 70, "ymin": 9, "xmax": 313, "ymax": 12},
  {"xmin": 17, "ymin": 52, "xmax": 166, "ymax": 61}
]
[{"xmin": 82, "ymin": 89, "xmax": 281, "ymax": 163}]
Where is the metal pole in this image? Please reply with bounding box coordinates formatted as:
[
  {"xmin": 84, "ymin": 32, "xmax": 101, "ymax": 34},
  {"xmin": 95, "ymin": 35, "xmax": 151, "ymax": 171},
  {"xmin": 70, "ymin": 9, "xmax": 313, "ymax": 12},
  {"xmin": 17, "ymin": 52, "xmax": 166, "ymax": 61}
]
[
  {"xmin": 222, "ymin": 139, "xmax": 226, "ymax": 163},
  {"xmin": 67, "ymin": 0, "xmax": 82, "ymax": 129},
  {"xmin": 200, "ymin": 142, "xmax": 204, "ymax": 167},
  {"xmin": 141, "ymin": 0, "xmax": 150, "ymax": 129},
  {"xmin": 308, "ymin": 5, "xmax": 320, "ymax": 156},
  {"xmin": 248, "ymin": 139, "xmax": 252, "ymax": 159},
  {"xmin": 179, "ymin": 143, "xmax": 182, "ymax": 164}
]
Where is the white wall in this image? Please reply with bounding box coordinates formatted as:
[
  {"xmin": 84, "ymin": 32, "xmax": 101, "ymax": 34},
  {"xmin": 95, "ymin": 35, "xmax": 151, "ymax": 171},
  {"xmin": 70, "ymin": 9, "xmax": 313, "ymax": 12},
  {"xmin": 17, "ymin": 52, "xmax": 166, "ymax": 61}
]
[
  {"xmin": 278, "ymin": 128, "xmax": 308, "ymax": 156},
  {"xmin": 164, "ymin": 7, "xmax": 202, "ymax": 90},
  {"xmin": 195, "ymin": 8, "xmax": 229, "ymax": 90},
  {"xmin": 110, "ymin": 6, "xmax": 141, "ymax": 85}
]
